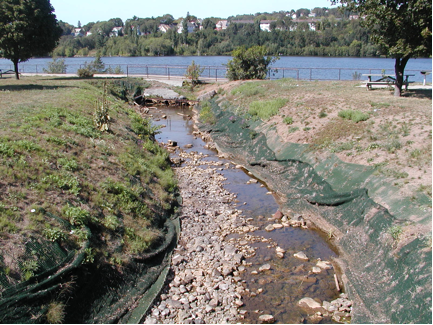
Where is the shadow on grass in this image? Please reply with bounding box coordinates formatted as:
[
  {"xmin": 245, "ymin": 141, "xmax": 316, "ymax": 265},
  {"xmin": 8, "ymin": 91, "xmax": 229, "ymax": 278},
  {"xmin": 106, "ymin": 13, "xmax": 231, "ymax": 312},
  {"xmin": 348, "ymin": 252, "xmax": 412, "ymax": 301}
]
[
  {"xmin": 0, "ymin": 84, "xmax": 75, "ymax": 91},
  {"xmin": 403, "ymin": 89, "xmax": 432, "ymax": 99}
]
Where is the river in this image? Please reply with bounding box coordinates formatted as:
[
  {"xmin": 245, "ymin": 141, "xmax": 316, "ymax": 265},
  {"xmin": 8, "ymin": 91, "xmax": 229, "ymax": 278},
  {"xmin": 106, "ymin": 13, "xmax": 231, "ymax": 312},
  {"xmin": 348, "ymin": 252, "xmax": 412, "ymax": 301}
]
[
  {"xmin": 148, "ymin": 105, "xmax": 343, "ymax": 324},
  {"xmin": 0, "ymin": 56, "xmax": 431, "ymax": 83}
]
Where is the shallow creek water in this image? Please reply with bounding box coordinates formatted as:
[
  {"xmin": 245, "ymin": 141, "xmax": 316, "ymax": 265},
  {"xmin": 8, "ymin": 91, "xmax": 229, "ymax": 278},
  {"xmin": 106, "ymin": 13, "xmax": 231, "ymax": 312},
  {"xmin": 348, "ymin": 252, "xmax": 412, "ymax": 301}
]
[{"xmin": 152, "ymin": 106, "xmax": 340, "ymax": 324}]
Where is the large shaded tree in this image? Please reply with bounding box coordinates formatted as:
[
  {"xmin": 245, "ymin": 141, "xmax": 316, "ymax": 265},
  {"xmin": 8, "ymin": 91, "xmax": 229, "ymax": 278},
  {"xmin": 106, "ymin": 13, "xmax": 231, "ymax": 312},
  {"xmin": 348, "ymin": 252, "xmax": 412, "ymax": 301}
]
[
  {"xmin": 333, "ymin": 0, "xmax": 432, "ymax": 96},
  {"xmin": 0, "ymin": 0, "xmax": 62, "ymax": 79}
]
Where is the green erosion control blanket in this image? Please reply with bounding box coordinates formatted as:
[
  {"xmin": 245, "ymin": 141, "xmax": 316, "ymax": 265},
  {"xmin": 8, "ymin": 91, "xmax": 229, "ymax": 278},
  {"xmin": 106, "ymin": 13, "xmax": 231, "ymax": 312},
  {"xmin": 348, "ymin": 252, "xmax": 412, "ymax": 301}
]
[
  {"xmin": 197, "ymin": 98, "xmax": 432, "ymax": 324},
  {"xmin": 0, "ymin": 215, "xmax": 178, "ymax": 324}
]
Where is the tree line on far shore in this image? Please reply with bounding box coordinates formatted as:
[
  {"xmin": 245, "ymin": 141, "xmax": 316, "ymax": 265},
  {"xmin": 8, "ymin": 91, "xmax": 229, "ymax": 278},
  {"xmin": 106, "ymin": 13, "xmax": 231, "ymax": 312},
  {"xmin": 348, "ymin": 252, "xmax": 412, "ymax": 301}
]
[{"xmin": 54, "ymin": 10, "xmax": 381, "ymax": 58}]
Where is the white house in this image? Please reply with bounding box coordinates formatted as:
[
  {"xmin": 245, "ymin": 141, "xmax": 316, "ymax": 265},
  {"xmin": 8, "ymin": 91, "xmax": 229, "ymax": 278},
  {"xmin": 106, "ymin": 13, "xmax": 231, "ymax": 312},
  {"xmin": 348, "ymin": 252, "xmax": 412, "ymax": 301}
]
[
  {"xmin": 158, "ymin": 24, "xmax": 172, "ymax": 33},
  {"xmin": 215, "ymin": 20, "xmax": 228, "ymax": 31},
  {"xmin": 109, "ymin": 27, "xmax": 123, "ymax": 37},
  {"xmin": 259, "ymin": 20, "xmax": 275, "ymax": 32},
  {"xmin": 177, "ymin": 20, "xmax": 197, "ymax": 33},
  {"xmin": 72, "ymin": 28, "xmax": 84, "ymax": 37}
]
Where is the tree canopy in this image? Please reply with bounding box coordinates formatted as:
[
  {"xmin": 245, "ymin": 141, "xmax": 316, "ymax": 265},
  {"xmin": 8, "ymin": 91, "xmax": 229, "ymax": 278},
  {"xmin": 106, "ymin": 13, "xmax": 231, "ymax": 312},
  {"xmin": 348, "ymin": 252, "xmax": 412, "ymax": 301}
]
[
  {"xmin": 334, "ymin": 0, "xmax": 432, "ymax": 96},
  {"xmin": 0, "ymin": 0, "xmax": 62, "ymax": 79}
]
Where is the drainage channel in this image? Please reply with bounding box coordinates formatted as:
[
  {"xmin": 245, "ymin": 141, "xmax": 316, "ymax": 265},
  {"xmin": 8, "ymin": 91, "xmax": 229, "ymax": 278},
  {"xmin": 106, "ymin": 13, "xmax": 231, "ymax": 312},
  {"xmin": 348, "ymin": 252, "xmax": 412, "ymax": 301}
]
[{"xmin": 149, "ymin": 106, "xmax": 350, "ymax": 324}]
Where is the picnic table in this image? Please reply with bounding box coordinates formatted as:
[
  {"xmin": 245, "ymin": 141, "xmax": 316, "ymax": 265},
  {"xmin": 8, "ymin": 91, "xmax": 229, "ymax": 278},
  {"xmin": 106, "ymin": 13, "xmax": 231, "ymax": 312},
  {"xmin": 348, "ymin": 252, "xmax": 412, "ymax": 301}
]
[
  {"xmin": 362, "ymin": 73, "xmax": 414, "ymax": 90},
  {"xmin": 420, "ymin": 70, "xmax": 431, "ymax": 86},
  {"xmin": 0, "ymin": 69, "xmax": 18, "ymax": 78}
]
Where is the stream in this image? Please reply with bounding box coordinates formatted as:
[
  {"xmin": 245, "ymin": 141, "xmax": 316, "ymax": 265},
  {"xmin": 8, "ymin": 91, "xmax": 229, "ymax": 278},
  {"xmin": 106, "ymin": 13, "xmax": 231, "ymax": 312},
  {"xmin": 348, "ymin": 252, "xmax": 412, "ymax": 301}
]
[{"xmin": 151, "ymin": 105, "xmax": 345, "ymax": 324}]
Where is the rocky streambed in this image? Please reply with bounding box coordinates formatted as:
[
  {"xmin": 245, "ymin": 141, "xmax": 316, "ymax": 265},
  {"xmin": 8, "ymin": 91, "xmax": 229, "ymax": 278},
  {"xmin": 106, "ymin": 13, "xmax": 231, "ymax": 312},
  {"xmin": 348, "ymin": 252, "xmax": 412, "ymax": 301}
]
[{"xmin": 141, "ymin": 105, "xmax": 353, "ymax": 324}]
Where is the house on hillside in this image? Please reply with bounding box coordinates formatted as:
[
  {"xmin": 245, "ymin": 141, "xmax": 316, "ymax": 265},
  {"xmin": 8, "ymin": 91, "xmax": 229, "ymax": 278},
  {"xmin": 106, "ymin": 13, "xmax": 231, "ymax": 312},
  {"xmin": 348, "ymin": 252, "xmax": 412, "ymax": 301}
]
[
  {"xmin": 215, "ymin": 20, "xmax": 228, "ymax": 31},
  {"xmin": 290, "ymin": 19, "xmax": 320, "ymax": 31},
  {"xmin": 110, "ymin": 27, "xmax": 123, "ymax": 37},
  {"xmin": 259, "ymin": 20, "xmax": 276, "ymax": 32},
  {"xmin": 158, "ymin": 24, "xmax": 172, "ymax": 33},
  {"xmin": 72, "ymin": 28, "xmax": 84, "ymax": 37},
  {"xmin": 177, "ymin": 20, "xmax": 197, "ymax": 33}
]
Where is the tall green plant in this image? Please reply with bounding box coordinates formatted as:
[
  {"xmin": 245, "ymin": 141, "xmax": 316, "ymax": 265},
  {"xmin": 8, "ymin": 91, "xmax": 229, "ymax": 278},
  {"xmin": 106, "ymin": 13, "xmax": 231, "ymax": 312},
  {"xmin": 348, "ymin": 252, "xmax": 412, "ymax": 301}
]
[{"xmin": 184, "ymin": 60, "xmax": 204, "ymax": 87}]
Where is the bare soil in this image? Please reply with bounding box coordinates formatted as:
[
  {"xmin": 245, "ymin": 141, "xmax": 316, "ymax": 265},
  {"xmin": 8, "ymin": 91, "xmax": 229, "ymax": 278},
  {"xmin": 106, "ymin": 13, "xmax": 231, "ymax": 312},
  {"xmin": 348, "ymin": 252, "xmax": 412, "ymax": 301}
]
[{"xmin": 196, "ymin": 79, "xmax": 432, "ymax": 239}]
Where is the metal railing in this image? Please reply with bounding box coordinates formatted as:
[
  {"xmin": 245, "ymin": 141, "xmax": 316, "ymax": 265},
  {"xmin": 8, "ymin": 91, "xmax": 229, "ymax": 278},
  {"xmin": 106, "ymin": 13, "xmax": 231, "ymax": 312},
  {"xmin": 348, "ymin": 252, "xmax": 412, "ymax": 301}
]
[{"xmin": 0, "ymin": 63, "xmax": 430, "ymax": 83}]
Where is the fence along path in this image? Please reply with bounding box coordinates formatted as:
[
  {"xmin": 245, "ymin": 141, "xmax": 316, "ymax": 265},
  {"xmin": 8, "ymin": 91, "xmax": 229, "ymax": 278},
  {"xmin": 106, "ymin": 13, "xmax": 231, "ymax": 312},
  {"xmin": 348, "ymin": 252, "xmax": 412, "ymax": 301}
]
[{"xmin": 4, "ymin": 62, "xmax": 429, "ymax": 83}]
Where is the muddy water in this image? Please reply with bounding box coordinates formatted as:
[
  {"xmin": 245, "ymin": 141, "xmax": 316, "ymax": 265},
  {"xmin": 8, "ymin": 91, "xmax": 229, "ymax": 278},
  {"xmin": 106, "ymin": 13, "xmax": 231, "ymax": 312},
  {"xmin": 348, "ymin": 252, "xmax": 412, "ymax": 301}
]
[{"xmin": 152, "ymin": 106, "xmax": 340, "ymax": 324}]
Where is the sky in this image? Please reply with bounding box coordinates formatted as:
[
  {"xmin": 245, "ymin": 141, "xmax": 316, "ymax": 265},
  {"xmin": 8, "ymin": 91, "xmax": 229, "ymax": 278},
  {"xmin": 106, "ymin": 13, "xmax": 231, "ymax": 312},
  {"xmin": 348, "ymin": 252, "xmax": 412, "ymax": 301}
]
[{"xmin": 50, "ymin": 0, "xmax": 338, "ymax": 26}]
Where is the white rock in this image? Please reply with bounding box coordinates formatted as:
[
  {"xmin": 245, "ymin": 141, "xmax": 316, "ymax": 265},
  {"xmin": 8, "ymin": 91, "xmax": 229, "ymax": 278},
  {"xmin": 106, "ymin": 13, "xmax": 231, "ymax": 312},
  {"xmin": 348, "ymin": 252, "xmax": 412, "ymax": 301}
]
[
  {"xmin": 258, "ymin": 314, "xmax": 275, "ymax": 323},
  {"xmin": 294, "ymin": 251, "xmax": 309, "ymax": 261},
  {"xmin": 298, "ymin": 297, "xmax": 324, "ymax": 312},
  {"xmin": 265, "ymin": 224, "xmax": 275, "ymax": 232},
  {"xmin": 259, "ymin": 263, "xmax": 271, "ymax": 272},
  {"xmin": 316, "ymin": 260, "xmax": 333, "ymax": 270},
  {"xmin": 311, "ymin": 266, "xmax": 322, "ymax": 274}
]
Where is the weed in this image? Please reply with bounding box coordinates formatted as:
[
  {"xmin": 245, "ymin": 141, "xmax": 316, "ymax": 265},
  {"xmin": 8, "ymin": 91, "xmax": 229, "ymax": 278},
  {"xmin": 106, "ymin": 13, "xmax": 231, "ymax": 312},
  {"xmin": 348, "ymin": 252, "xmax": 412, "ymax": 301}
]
[
  {"xmin": 383, "ymin": 139, "xmax": 402, "ymax": 153},
  {"xmin": 199, "ymin": 101, "xmax": 216, "ymax": 125},
  {"xmin": 57, "ymin": 157, "xmax": 79, "ymax": 172},
  {"xmin": 318, "ymin": 111, "xmax": 328, "ymax": 118},
  {"xmin": 417, "ymin": 184, "xmax": 432, "ymax": 197},
  {"xmin": 46, "ymin": 301, "xmax": 65, "ymax": 324},
  {"xmin": 283, "ymin": 116, "xmax": 293, "ymax": 125},
  {"xmin": 102, "ymin": 215, "xmax": 120, "ymax": 231},
  {"xmin": 43, "ymin": 227, "xmax": 67, "ymax": 242},
  {"xmin": 63, "ymin": 205, "xmax": 93, "ymax": 227},
  {"xmin": 388, "ymin": 225, "xmax": 403, "ymax": 241},
  {"xmin": 289, "ymin": 126, "xmax": 299, "ymax": 133},
  {"xmin": 410, "ymin": 149, "xmax": 422, "ymax": 159},
  {"xmin": 21, "ymin": 259, "xmax": 39, "ymax": 281}
]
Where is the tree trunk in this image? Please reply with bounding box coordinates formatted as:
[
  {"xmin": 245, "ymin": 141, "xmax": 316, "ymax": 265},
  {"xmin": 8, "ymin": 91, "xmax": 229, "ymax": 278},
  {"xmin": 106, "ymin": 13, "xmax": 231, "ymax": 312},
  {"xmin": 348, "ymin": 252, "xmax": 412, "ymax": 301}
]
[
  {"xmin": 394, "ymin": 56, "xmax": 410, "ymax": 97},
  {"xmin": 13, "ymin": 59, "xmax": 20, "ymax": 80}
]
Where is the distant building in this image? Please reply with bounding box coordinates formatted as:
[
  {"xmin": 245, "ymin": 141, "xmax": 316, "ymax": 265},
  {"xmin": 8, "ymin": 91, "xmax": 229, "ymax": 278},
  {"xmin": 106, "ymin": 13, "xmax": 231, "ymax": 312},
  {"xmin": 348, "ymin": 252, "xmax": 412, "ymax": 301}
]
[
  {"xmin": 177, "ymin": 20, "xmax": 197, "ymax": 33},
  {"xmin": 109, "ymin": 27, "xmax": 123, "ymax": 37},
  {"xmin": 158, "ymin": 24, "xmax": 172, "ymax": 33},
  {"xmin": 215, "ymin": 20, "xmax": 228, "ymax": 30},
  {"xmin": 259, "ymin": 20, "xmax": 275, "ymax": 32},
  {"xmin": 72, "ymin": 28, "xmax": 84, "ymax": 37}
]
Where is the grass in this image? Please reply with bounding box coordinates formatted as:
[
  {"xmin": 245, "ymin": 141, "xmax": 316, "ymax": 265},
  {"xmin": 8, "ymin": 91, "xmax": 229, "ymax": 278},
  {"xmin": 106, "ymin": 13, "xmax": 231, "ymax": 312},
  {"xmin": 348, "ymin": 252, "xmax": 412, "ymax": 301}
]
[
  {"xmin": 338, "ymin": 109, "xmax": 370, "ymax": 123},
  {"xmin": 0, "ymin": 76, "xmax": 179, "ymax": 283},
  {"xmin": 248, "ymin": 98, "xmax": 288, "ymax": 120}
]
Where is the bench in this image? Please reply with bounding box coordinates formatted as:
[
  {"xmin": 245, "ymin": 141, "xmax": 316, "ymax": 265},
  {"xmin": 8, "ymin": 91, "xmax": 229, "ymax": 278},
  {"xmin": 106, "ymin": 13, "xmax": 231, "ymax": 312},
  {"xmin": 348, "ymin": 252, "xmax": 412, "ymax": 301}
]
[{"xmin": 362, "ymin": 74, "xmax": 414, "ymax": 90}]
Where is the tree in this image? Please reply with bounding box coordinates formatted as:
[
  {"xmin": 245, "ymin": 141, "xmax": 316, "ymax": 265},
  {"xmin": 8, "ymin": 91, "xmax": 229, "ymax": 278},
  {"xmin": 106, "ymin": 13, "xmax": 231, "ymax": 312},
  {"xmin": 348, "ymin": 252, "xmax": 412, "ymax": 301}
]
[
  {"xmin": 0, "ymin": 0, "xmax": 62, "ymax": 79},
  {"xmin": 334, "ymin": 0, "xmax": 432, "ymax": 96},
  {"xmin": 226, "ymin": 45, "xmax": 279, "ymax": 80},
  {"xmin": 184, "ymin": 60, "xmax": 204, "ymax": 87}
]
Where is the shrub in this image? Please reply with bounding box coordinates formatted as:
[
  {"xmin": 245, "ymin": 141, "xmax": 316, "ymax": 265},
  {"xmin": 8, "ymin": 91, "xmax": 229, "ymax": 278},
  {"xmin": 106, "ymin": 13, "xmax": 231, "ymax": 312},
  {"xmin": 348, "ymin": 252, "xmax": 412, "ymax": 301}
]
[
  {"xmin": 226, "ymin": 46, "xmax": 279, "ymax": 80},
  {"xmin": 77, "ymin": 67, "xmax": 94, "ymax": 78},
  {"xmin": 43, "ymin": 58, "xmax": 67, "ymax": 74}
]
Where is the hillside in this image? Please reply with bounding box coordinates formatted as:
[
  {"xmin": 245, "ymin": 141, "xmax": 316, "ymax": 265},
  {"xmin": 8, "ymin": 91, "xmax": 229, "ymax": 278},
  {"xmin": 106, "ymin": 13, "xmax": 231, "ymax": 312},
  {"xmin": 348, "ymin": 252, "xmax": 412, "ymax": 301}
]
[{"xmin": 0, "ymin": 76, "xmax": 179, "ymax": 323}]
